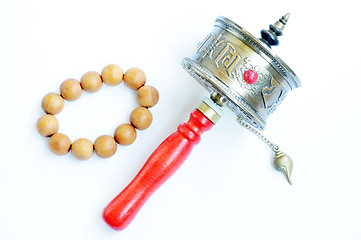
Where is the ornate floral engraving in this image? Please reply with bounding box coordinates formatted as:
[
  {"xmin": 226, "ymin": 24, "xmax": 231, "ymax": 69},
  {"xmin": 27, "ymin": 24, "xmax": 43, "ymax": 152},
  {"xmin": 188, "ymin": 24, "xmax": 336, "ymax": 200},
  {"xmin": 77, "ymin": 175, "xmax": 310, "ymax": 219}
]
[{"xmin": 231, "ymin": 57, "xmax": 271, "ymax": 95}]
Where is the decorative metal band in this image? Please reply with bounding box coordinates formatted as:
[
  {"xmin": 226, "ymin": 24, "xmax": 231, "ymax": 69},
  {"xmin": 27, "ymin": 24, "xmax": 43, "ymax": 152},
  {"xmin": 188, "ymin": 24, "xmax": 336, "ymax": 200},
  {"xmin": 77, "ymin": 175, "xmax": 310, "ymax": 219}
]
[{"xmin": 215, "ymin": 16, "xmax": 301, "ymax": 89}]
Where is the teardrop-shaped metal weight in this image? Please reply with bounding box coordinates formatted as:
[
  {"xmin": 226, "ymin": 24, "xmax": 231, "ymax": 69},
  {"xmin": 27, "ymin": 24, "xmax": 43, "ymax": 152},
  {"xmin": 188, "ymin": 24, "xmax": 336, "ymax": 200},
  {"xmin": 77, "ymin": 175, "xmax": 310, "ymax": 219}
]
[{"xmin": 273, "ymin": 149, "xmax": 293, "ymax": 185}]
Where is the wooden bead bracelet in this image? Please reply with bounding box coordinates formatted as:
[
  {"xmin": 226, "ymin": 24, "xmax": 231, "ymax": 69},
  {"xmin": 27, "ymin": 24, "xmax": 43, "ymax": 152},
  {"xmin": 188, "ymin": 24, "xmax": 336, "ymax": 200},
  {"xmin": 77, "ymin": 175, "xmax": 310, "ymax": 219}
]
[{"xmin": 37, "ymin": 64, "xmax": 159, "ymax": 160}]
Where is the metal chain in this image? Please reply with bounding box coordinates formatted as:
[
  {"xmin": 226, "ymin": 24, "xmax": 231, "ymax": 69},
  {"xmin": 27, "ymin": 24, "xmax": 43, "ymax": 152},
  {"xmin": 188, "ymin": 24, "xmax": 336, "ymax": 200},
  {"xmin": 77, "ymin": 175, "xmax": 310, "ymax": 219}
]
[{"xmin": 238, "ymin": 120, "xmax": 279, "ymax": 152}]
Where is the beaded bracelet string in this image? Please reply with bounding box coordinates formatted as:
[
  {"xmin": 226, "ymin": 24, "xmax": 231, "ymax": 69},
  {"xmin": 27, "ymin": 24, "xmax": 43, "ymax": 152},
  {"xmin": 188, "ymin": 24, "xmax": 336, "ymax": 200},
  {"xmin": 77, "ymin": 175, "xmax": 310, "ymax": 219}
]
[{"xmin": 37, "ymin": 64, "xmax": 159, "ymax": 160}]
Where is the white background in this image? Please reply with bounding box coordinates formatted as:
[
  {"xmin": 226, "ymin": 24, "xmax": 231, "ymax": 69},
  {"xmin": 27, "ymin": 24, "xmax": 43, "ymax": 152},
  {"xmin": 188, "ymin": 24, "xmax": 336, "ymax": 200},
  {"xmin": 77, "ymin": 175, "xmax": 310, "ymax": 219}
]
[{"xmin": 1, "ymin": 0, "xmax": 361, "ymax": 239}]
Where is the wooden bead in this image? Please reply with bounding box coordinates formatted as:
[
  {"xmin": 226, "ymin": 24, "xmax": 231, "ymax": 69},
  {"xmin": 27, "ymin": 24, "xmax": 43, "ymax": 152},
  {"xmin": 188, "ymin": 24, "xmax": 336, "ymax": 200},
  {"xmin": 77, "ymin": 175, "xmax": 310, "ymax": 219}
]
[
  {"xmin": 94, "ymin": 135, "xmax": 117, "ymax": 158},
  {"xmin": 130, "ymin": 107, "xmax": 153, "ymax": 130},
  {"xmin": 71, "ymin": 138, "xmax": 94, "ymax": 160},
  {"xmin": 49, "ymin": 133, "xmax": 71, "ymax": 155},
  {"xmin": 137, "ymin": 85, "xmax": 159, "ymax": 108},
  {"xmin": 114, "ymin": 124, "xmax": 137, "ymax": 146},
  {"xmin": 124, "ymin": 67, "xmax": 146, "ymax": 90},
  {"xmin": 101, "ymin": 64, "xmax": 123, "ymax": 86},
  {"xmin": 80, "ymin": 71, "xmax": 103, "ymax": 92},
  {"xmin": 37, "ymin": 114, "xmax": 59, "ymax": 137},
  {"xmin": 41, "ymin": 93, "xmax": 64, "ymax": 115},
  {"xmin": 60, "ymin": 78, "xmax": 82, "ymax": 101}
]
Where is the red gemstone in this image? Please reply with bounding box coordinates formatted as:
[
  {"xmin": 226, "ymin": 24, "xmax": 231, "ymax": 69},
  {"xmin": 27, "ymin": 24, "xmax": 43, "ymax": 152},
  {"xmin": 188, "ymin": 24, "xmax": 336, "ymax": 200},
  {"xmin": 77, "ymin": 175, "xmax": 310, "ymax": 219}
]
[{"xmin": 243, "ymin": 69, "xmax": 258, "ymax": 84}]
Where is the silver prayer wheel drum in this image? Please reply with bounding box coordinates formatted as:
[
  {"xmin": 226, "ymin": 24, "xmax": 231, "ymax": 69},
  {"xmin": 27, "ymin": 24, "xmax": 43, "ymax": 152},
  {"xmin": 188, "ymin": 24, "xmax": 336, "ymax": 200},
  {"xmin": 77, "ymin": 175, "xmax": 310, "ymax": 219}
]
[{"xmin": 182, "ymin": 16, "xmax": 301, "ymax": 130}]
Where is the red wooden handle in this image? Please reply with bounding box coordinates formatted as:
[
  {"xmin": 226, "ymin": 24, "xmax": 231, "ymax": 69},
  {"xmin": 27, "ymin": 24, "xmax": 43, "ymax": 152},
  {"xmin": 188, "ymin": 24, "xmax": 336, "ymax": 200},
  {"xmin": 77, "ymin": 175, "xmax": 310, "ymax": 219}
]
[{"xmin": 103, "ymin": 109, "xmax": 213, "ymax": 230}]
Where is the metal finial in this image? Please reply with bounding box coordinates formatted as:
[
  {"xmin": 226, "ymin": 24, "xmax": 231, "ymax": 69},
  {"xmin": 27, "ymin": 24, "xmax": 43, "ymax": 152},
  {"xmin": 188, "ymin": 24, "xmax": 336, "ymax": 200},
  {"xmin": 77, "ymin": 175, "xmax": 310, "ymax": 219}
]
[{"xmin": 260, "ymin": 13, "xmax": 290, "ymax": 48}]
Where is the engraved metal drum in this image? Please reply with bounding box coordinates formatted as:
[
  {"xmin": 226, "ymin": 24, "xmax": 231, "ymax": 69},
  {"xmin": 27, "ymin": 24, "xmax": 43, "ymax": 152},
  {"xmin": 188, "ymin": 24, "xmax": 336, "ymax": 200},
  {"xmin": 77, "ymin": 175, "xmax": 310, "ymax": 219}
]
[{"xmin": 182, "ymin": 16, "xmax": 301, "ymax": 130}]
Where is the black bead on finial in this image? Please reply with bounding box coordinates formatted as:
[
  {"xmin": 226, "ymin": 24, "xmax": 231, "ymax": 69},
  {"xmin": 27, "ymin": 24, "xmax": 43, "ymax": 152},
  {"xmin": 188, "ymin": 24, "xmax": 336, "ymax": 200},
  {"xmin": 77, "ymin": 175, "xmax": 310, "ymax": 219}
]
[{"xmin": 260, "ymin": 13, "xmax": 290, "ymax": 48}]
